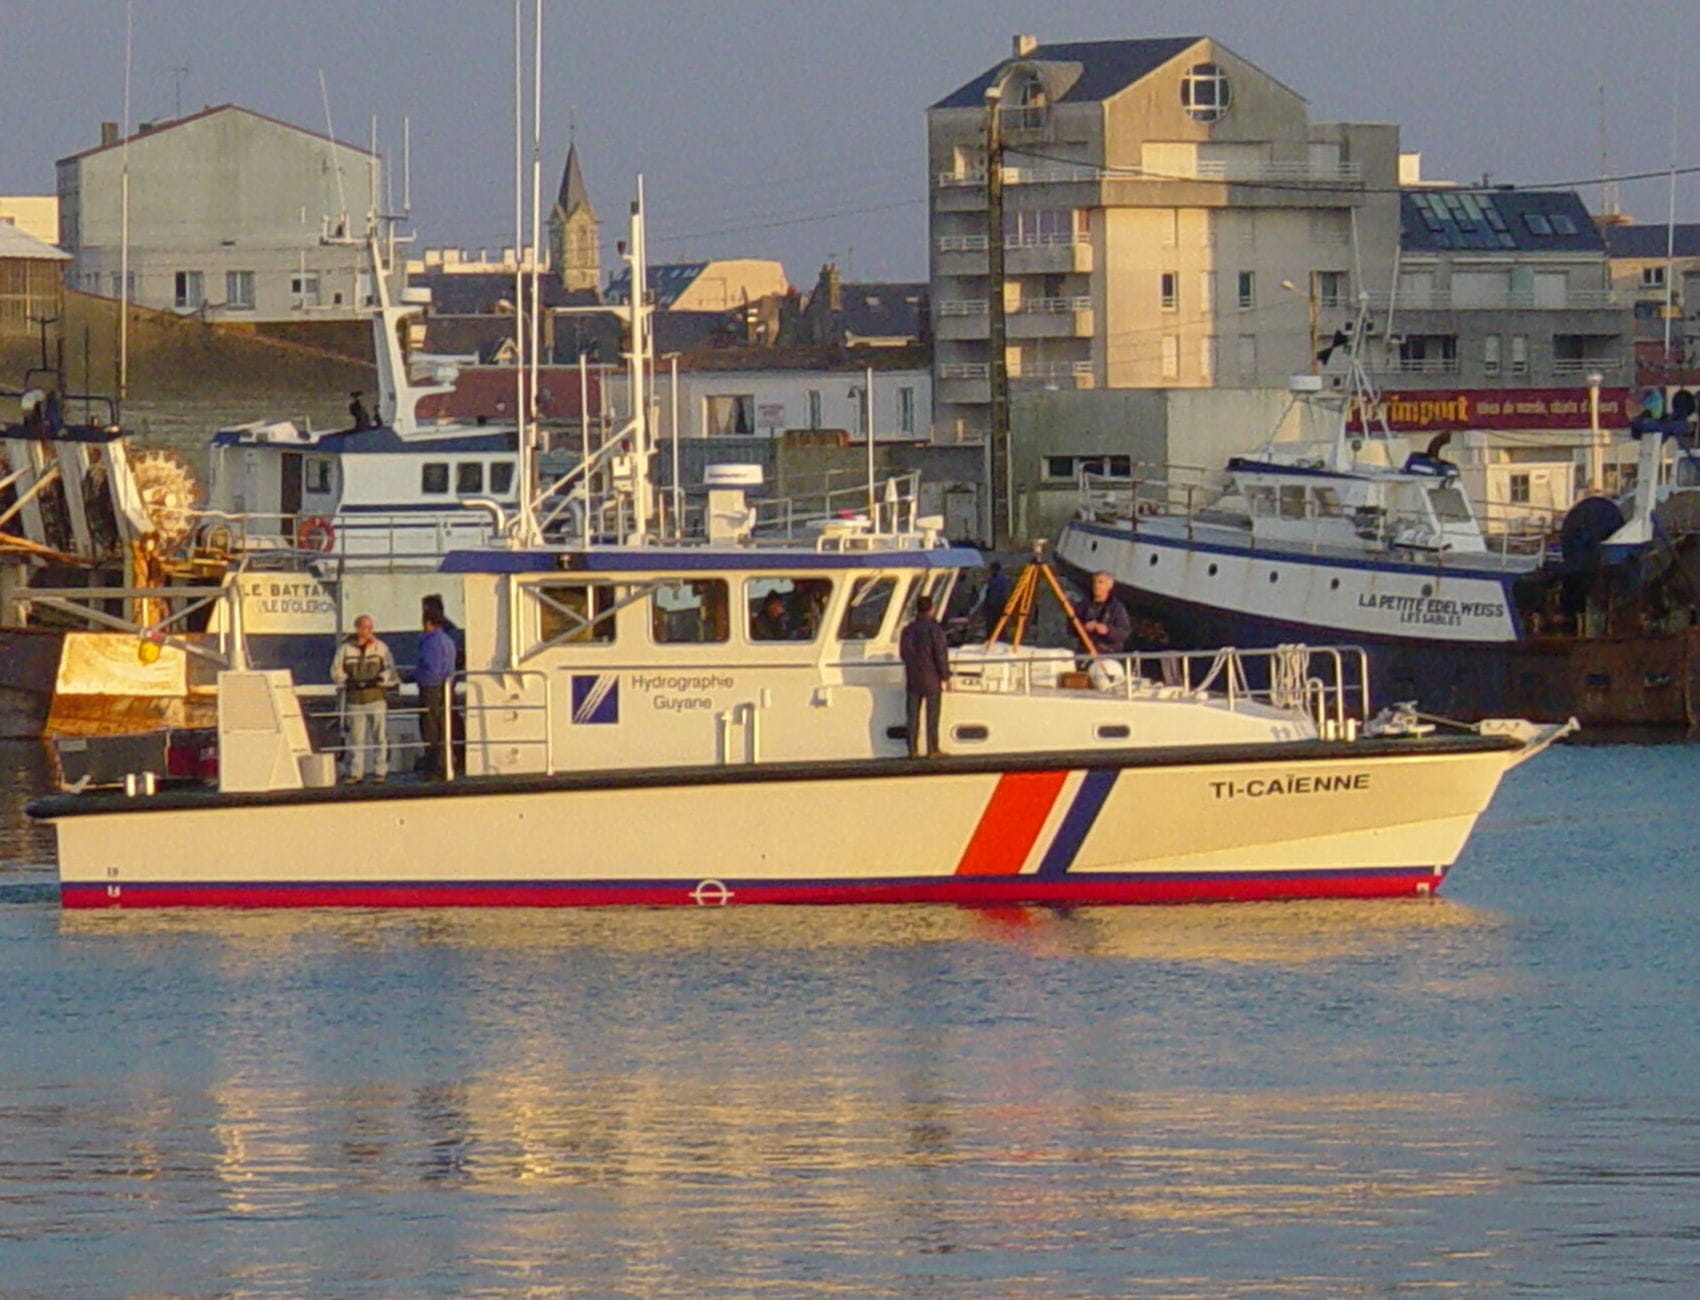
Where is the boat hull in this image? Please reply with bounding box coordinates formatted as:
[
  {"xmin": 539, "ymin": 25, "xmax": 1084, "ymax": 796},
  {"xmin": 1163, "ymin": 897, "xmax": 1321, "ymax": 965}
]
[
  {"xmin": 1055, "ymin": 527, "xmax": 1699, "ymax": 727},
  {"xmin": 35, "ymin": 738, "xmax": 1529, "ymax": 909}
]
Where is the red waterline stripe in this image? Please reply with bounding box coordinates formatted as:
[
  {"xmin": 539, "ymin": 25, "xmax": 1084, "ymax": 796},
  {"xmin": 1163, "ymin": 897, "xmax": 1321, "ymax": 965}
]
[
  {"xmin": 61, "ymin": 867, "xmax": 1447, "ymax": 910},
  {"xmin": 953, "ymin": 770, "xmax": 1071, "ymax": 876}
]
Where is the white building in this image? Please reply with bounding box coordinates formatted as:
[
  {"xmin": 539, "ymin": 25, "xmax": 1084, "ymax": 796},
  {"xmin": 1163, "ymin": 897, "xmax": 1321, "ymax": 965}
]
[
  {"xmin": 928, "ymin": 34, "xmax": 1401, "ymax": 439},
  {"xmin": 56, "ymin": 105, "xmax": 380, "ymax": 322},
  {"xmin": 605, "ymin": 363, "xmax": 931, "ymax": 442}
]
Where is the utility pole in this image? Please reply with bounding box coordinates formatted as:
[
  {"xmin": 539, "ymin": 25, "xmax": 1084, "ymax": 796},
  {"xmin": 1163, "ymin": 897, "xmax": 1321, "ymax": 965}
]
[{"xmin": 984, "ymin": 82, "xmax": 1011, "ymax": 547}]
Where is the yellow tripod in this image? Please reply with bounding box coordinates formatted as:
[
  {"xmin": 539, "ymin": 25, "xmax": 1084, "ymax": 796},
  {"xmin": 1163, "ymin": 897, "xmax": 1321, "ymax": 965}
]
[{"xmin": 984, "ymin": 544, "xmax": 1103, "ymax": 655}]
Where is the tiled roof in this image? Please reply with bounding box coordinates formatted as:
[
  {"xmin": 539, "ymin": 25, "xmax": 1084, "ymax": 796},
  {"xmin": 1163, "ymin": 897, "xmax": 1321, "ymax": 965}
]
[
  {"xmin": 1602, "ymin": 223, "xmax": 1700, "ymax": 260},
  {"xmin": 932, "ymin": 36, "xmax": 1203, "ymax": 109},
  {"xmin": 1400, "ymin": 189, "xmax": 1606, "ymax": 254},
  {"xmin": 837, "ymin": 283, "xmax": 927, "ymax": 341},
  {"xmin": 603, "ymin": 262, "xmax": 711, "ymax": 309},
  {"xmin": 413, "ymin": 270, "xmax": 599, "ymax": 315}
]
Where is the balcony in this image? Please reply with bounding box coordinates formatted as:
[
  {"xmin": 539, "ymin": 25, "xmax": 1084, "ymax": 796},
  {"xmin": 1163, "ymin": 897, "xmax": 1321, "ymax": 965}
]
[
  {"xmin": 1376, "ymin": 356, "xmax": 1462, "ymax": 376},
  {"xmin": 935, "ymin": 298, "xmax": 990, "ymax": 340},
  {"xmin": 1012, "ymin": 360, "xmax": 1094, "ymax": 389},
  {"xmin": 1009, "ymin": 296, "xmax": 1094, "ymax": 339},
  {"xmin": 1551, "ymin": 357, "xmax": 1623, "ymax": 376},
  {"xmin": 1368, "ymin": 289, "xmax": 1626, "ymax": 311},
  {"xmin": 937, "ymin": 361, "xmax": 991, "ymax": 405},
  {"xmin": 935, "ymin": 231, "xmax": 1093, "ymax": 276}
]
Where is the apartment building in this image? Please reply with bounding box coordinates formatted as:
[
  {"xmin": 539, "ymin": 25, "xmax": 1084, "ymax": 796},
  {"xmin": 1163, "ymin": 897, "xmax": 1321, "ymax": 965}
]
[
  {"xmin": 1601, "ymin": 221, "xmax": 1700, "ymax": 371},
  {"xmin": 56, "ymin": 105, "xmax": 380, "ymax": 322},
  {"xmin": 927, "ymin": 34, "xmax": 1401, "ymax": 439},
  {"xmin": 1386, "ymin": 187, "xmax": 1628, "ymax": 389}
]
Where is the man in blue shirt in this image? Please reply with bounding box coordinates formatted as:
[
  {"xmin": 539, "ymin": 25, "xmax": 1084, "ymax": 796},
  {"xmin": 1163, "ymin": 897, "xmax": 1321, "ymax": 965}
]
[{"xmin": 415, "ymin": 610, "xmax": 458, "ymax": 778}]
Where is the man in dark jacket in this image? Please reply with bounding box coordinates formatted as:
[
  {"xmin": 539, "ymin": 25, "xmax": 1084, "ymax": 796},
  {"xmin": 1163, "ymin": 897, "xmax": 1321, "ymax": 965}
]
[
  {"xmin": 415, "ymin": 611, "xmax": 458, "ymax": 778},
  {"xmin": 899, "ymin": 594, "xmax": 953, "ymax": 758},
  {"xmin": 1074, "ymin": 571, "xmax": 1132, "ymax": 655}
]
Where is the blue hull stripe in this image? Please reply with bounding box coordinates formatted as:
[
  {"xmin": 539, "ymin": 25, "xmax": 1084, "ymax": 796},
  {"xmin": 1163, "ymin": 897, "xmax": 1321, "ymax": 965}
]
[{"xmin": 1036, "ymin": 768, "xmax": 1118, "ymax": 877}]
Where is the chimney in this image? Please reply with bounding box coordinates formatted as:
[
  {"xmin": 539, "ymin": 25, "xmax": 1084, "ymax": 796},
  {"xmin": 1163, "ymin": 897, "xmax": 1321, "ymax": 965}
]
[
  {"xmin": 1013, "ymin": 33, "xmax": 1038, "ymax": 57},
  {"xmin": 100, "ymin": 121, "xmax": 119, "ymax": 147}
]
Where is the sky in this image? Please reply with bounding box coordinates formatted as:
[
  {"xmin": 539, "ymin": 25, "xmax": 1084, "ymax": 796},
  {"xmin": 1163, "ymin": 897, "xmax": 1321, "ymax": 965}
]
[{"xmin": 1, "ymin": 0, "xmax": 1696, "ymax": 286}]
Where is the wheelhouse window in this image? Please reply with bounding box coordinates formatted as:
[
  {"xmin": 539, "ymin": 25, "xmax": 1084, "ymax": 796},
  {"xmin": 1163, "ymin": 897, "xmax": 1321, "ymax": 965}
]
[
  {"xmin": 745, "ymin": 578, "xmax": 833, "ymax": 642},
  {"xmin": 421, "ymin": 463, "xmax": 449, "ymax": 495},
  {"xmin": 537, "ymin": 584, "xmax": 617, "ymax": 645},
  {"xmin": 838, "ymin": 576, "xmax": 899, "ymax": 641},
  {"xmin": 456, "ymin": 462, "xmax": 484, "ymax": 495},
  {"xmin": 652, "ymin": 579, "xmax": 729, "ymax": 644},
  {"xmin": 490, "ymin": 461, "xmax": 516, "ymax": 495},
  {"xmin": 304, "ymin": 457, "xmax": 333, "ymax": 494}
]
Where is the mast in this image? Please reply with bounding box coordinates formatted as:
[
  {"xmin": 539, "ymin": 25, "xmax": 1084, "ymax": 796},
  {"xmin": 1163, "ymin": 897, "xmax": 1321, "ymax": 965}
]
[{"xmin": 626, "ymin": 177, "xmax": 654, "ymax": 544}]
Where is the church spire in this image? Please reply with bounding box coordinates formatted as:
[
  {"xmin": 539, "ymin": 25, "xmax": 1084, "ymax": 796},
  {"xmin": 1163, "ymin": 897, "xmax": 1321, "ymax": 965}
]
[{"xmin": 548, "ymin": 134, "xmax": 600, "ymax": 293}]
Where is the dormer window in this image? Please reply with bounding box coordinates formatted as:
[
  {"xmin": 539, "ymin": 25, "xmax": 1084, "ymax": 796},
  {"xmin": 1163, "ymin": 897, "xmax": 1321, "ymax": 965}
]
[
  {"xmin": 1181, "ymin": 63, "xmax": 1231, "ymax": 123},
  {"xmin": 1001, "ymin": 72, "xmax": 1049, "ymax": 133}
]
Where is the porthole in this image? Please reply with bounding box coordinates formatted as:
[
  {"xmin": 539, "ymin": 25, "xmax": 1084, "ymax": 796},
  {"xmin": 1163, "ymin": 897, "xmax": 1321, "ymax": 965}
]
[
  {"xmin": 1268, "ymin": 571, "xmax": 1279, "ymax": 583},
  {"xmin": 1207, "ymin": 563, "xmax": 1219, "ymax": 576},
  {"xmin": 1420, "ymin": 583, "xmax": 1434, "ymax": 598},
  {"xmin": 885, "ymin": 725, "xmax": 908, "ymax": 741},
  {"xmin": 953, "ymin": 724, "xmax": 990, "ymax": 743},
  {"xmin": 1330, "ymin": 578, "xmax": 1341, "ymax": 591},
  {"xmin": 1148, "ymin": 554, "xmax": 1159, "ymax": 567},
  {"xmin": 1095, "ymin": 723, "xmax": 1131, "ymax": 740},
  {"xmin": 1090, "ymin": 540, "xmax": 1099, "ymax": 552}
]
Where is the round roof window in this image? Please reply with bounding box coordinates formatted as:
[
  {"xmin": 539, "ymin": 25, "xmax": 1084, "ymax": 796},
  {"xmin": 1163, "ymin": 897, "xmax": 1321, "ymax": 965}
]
[{"xmin": 1181, "ymin": 63, "xmax": 1231, "ymax": 123}]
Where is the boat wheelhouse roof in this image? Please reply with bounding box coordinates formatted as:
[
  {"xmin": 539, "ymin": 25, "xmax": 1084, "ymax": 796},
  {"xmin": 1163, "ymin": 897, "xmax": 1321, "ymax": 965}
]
[
  {"xmin": 212, "ymin": 424, "xmax": 517, "ymax": 455},
  {"xmin": 439, "ymin": 545, "xmax": 984, "ymax": 574}
]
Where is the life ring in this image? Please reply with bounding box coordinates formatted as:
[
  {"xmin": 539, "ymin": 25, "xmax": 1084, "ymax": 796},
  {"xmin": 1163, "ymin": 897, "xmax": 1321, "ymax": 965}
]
[{"xmin": 295, "ymin": 514, "xmax": 336, "ymax": 552}]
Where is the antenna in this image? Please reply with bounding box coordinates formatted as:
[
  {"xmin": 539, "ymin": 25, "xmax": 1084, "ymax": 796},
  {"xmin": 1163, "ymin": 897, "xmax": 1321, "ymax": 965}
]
[
  {"xmin": 169, "ymin": 61, "xmax": 189, "ymax": 118},
  {"xmin": 1598, "ymin": 84, "xmax": 1621, "ymax": 218},
  {"xmin": 118, "ymin": 0, "xmax": 134, "ymax": 418},
  {"xmin": 402, "ymin": 116, "xmax": 412, "ymax": 218},
  {"xmin": 318, "ymin": 69, "xmax": 350, "ymax": 232}
]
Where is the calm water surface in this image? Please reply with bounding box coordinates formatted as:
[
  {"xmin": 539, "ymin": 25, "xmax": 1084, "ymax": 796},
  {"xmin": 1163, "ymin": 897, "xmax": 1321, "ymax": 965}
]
[{"xmin": 1, "ymin": 739, "xmax": 1696, "ymax": 1296}]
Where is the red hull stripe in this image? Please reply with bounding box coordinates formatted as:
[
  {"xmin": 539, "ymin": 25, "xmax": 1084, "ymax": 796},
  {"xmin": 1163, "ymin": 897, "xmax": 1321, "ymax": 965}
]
[
  {"xmin": 954, "ymin": 770, "xmax": 1070, "ymax": 876},
  {"xmin": 62, "ymin": 867, "xmax": 1446, "ymax": 909}
]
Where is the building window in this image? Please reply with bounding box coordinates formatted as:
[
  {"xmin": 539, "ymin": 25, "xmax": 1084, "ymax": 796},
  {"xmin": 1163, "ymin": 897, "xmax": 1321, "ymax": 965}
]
[
  {"xmin": 421, "ymin": 463, "xmax": 449, "ymax": 495},
  {"xmin": 898, "ymin": 386, "xmax": 916, "ymax": 434},
  {"xmin": 1199, "ymin": 271, "xmax": 1215, "ymax": 313},
  {"xmin": 1313, "ymin": 271, "xmax": 1347, "ymax": 310},
  {"xmin": 1237, "ymin": 271, "xmax": 1255, "ymax": 310},
  {"xmin": 291, "ymin": 273, "xmax": 321, "ymax": 308},
  {"xmin": 651, "ymin": 579, "xmax": 729, "ymax": 644},
  {"xmin": 1180, "ymin": 63, "xmax": 1232, "ymax": 123},
  {"xmin": 173, "ymin": 270, "xmax": 203, "ymax": 310},
  {"xmin": 1398, "ymin": 334, "xmax": 1459, "ymax": 372},
  {"xmin": 226, "ymin": 270, "xmax": 255, "ymax": 310},
  {"xmin": 1160, "ymin": 271, "xmax": 1178, "ymax": 311},
  {"xmin": 1161, "ymin": 335, "xmax": 1180, "ymax": 378},
  {"xmin": 1642, "ymin": 266, "xmax": 1667, "ymax": 290},
  {"xmin": 1237, "ymin": 334, "xmax": 1258, "ymax": 378},
  {"xmin": 1201, "ymin": 336, "xmax": 1218, "ymax": 379},
  {"xmin": 456, "ymin": 462, "xmax": 484, "ymax": 495},
  {"xmin": 1484, "ymin": 335, "xmax": 1502, "ymax": 376},
  {"xmin": 1043, "ymin": 455, "xmax": 1132, "ymax": 482},
  {"xmin": 1510, "ymin": 334, "xmax": 1529, "ymax": 376},
  {"xmin": 705, "ymin": 394, "xmax": 755, "ymax": 435},
  {"xmin": 806, "ymin": 389, "xmax": 822, "ymax": 430},
  {"xmin": 1509, "ymin": 473, "xmax": 1531, "ymax": 504}
]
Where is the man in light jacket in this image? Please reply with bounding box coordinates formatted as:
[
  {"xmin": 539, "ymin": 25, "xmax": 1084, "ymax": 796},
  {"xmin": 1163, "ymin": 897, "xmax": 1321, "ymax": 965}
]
[{"xmin": 330, "ymin": 614, "xmax": 398, "ymax": 783}]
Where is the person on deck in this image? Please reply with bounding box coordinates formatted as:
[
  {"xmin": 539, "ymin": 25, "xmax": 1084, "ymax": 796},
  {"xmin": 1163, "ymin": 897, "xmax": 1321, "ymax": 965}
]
[
  {"xmin": 899, "ymin": 594, "xmax": 953, "ymax": 759},
  {"xmin": 330, "ymin": 615, "xmax": 397, "ymax": 783},
  {"xmin": 978, "ymin": 560, "xmax": 1012, "ymax": 630},
  {"xmin": 1074, "ymin": 571, "xmax": 1132, "ymax": 655},
  {"xmin": 349, "ymin": 391, "xmax": 373, "ymax": 430},
  {"xmin": 415, "ymin": 610, "xmax": 458, "ymax": 779}
]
